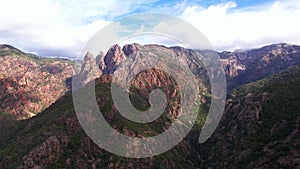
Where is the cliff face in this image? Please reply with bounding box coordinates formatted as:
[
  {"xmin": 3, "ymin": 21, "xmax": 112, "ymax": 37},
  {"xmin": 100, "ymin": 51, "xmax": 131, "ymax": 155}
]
[{"xmin": 0, "ymin": 44, "xmax": 74, "ymax": 120}]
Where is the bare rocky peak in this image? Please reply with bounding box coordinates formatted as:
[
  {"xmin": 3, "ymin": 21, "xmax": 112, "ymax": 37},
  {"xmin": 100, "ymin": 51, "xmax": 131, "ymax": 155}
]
[
  {"xmin": 122, "ymin": 43, "xmax": 142, "ymax": 56},
  {"xmin": 103, "ymin": 44, "xmax": 126, "ymax": 74},
  {"xmin": 95, "ymin": 51, "xmax": 106, "ymax": 71},
  {"xmin": 78, "ymin": 52, "xmax": 102, "ymax": 86}
]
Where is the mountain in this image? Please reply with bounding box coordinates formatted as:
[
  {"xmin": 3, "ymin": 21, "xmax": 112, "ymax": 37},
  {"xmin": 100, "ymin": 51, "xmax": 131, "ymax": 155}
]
[
  {"xmin": 0, "ymin": 44, "xmax": 74, "ymax": 120},
  {"xmin": 219, "ymin": 43, "xmax": 300, "ymax": 90},
  {"xmin": 0, "ymin": 43, "xmax": 300, "ymax": 168},
  {"xmin": 77, "ymin": 43, "xmax": 300, "ymax": 91},
  {"xmin": 0, "ymin": 44, "xmax": 209, "ymax": 169},
  {"xmin": 2, "ymin": 42, "xmax": 300, "ymax": 120}
]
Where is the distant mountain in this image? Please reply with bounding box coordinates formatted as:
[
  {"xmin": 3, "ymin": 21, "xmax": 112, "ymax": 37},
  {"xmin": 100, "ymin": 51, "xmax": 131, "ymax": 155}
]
[
  {"xmin": 0, "ymin": 44, "xmax": 74, "ymax": 120},
  {"xmin": 219, "ymin": 43, "xmax": 300, "ymax": 90}
]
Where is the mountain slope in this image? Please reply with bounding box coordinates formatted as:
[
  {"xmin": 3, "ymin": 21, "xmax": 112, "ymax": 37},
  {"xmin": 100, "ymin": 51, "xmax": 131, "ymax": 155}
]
[
  {"xmin": 0, "ymin": 76, "xmax": 203, "ymax": 169},
  {"xmin": 0, "ymin": 44, "xmax": 74, "ymax": 120},
  {"xmin": 199, "ymin": 66, "xmax": 300, "ymax": 168}
]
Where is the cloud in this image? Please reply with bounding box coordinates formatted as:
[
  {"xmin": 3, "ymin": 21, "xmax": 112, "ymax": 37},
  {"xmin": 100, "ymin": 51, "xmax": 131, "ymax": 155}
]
[
  {"xmin": 0, "ymin": 0, "xmax": 159, "ymax": 58},
  {"xmin": 180, "ymin": 0, "xmax": 300, "ymax": 51},
  {"xmin": 0, "ymin": 0, "xmax": 114, "ymax": 58},
  {"xmin": 1, "ymin": 0, "xmax": 300, "ymax": 58}
]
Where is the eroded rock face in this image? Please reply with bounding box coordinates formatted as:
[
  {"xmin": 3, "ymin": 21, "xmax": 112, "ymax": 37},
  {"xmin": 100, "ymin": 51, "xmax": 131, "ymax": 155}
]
[
  {"xmin": 79, "ymin": 43, "xmax": 210, "ymax": 89},
  {"xmin": 0, "ymin": 45, "xmax": 74, "ymax": 120}
]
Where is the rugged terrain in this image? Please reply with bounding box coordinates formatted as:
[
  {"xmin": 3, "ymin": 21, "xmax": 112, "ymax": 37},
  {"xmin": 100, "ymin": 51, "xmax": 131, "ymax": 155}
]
[
  {"xmin": 77, "ymin": 42, "xmax": 300, "ymax": 92},
  {"xmin": 0, "ymin": 43, "xmax": 300, "ymax": 168},
  {"xmin": 199, "ymin": 66, "xmax": 300, "ymax": 168},
  {"xmin": 0, "ymin": 44, "xmax": 74, "ymax": 120}
]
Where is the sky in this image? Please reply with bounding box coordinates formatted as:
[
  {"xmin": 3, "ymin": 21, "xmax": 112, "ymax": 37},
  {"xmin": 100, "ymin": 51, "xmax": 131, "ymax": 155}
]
[{"xmin": 0, "ymin": 0, "xmax": 300, "ymax": 58}]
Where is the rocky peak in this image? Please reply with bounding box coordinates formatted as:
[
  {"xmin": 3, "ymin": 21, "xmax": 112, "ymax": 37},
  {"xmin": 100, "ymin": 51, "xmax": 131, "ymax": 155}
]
[
  {"xmin": 122, "ymin": 43, "xmax": 142, "ymax": 56},
  {"xmin": 78, "ymin": 52, "xmax": 102, "ymax": 86},
  {"xmin": 83, "ymin": 52, "xmax": 93, "ymax": 62},
  {"xmin": 103, "ymin": 44, "xmax": 126, "ymax": 74},
  {"xmin": 95, "ymin": 51, "xmax": 106, "ymax": 71}
]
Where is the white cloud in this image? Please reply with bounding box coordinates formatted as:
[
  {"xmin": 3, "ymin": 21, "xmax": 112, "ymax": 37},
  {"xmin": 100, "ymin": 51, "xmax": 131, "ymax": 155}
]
[
  {"xmin": 180, "ymin": 0, "xmax": 300, "ymax": 51},
  {"xmin": 0, "ymin": 0, "xmax": 158, "ymax": 58},
  {"xmin": 1, "ymin": 0, "xmax": 300, "ymax": 58},
  {"xmin": 0, "ymin": 0, "xmax": 113, "ymax": 58}
]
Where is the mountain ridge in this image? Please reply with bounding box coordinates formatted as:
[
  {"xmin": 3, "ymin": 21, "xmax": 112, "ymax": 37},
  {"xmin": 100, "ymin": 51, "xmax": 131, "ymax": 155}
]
[{"xmin": 1, "ymin": 42, "xmax": 300, "ymax": 168}]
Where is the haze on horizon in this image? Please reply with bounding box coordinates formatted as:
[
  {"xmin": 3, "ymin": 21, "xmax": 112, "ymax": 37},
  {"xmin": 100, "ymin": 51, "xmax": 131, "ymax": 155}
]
[{"xmin": 0, "ymin": 0, "xmax": 300, "ymax": 58}]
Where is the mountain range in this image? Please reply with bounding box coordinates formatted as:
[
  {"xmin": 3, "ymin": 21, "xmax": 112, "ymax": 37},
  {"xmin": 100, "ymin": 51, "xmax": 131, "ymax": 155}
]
[{"xmin": 0, "ymin": 43, "xmax": 299, "ymax": 168}]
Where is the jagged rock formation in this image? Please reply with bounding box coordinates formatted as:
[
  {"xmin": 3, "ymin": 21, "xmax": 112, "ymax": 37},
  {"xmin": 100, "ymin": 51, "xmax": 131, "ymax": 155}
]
[
  {"xmin": 103, "ymin": 44, "xmax": 127, "ymax": 74},
  {"xmin": 0, "ymin": 44, "xmax": 74, "ymax": 120}
]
